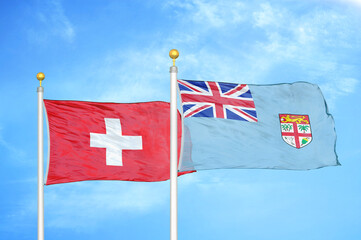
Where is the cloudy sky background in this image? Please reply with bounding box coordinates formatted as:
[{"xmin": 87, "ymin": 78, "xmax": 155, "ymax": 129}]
[{"xmin": 1, "ymin": 0, "xmax": 361, "ymax": 239}]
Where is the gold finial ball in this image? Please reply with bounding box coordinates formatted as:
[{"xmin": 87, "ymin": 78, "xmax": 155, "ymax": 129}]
[
  {"xmin": 169, "ymin": 49, "xmax": 179, "ymax": 60},
  {"xmin": 36, "ymin": 72, "xmax": 45, "ymax": 81}
]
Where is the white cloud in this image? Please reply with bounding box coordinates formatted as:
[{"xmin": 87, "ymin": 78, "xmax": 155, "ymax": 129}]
[
  {"xmin": 320, "ymin": 77, "xmax": 359, "ymax": 108},
  {"xmin": 50, "ymin": 0, "xmax": 359, "ymax": 108},
  {"xmin": 178, "ymin": 170, "xmax": 295, "ymax": 224},
  {"xmin": 3, "ymin": 179, "xmax": 169, "ymax": 232},
  {"xmin": 0, "ymin": 127, "xmax": 26, "ymax": 161},
  {"xmin": 339, "ymin": 78, "xmax": 359, "ymax": 93},
  {"xmin": 29, "ymin": 0, "xmax": 75, "ymax": 43},
  {"xmin": 331, "ymin": 0, "xmax": 361, "ymax": 8},
  {"xmin": 28, "ymin": 181, "xmax": 168, "ymax": 230},
  {"xmin": 165, "ymin": 0, "xmax": 246, "ymax": 28},
  {"xmin": 89, "ymin": 47, "xmax": 172, "ymax": 103},
  {"xmin": 248, "ymin": 2, "xmax": 361, "ymax": 108},
  {"xmin": 42, "ymin": 45, "xmax": 175, "ymax": 103},
  {"xmin": 253, "ymin": 2, "xmax": 284, "ymax": 28},
  {"xmin": 47, "ymin": 1, "xmax": 360, "ymax": 109}
]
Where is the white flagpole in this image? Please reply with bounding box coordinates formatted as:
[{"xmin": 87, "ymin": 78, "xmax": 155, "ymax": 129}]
[
  {"xmin": 169, "ymin": 49, "xmax": 179, "ymax": 240},
  {"xmin": 37, "ymin": 72, "xmax": 45, "ymax": 240}
]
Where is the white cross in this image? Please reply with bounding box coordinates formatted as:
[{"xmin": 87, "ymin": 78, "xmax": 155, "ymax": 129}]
[{"xmin": 90, "ymin": 118, "xmax": 143, "ymax": 166}]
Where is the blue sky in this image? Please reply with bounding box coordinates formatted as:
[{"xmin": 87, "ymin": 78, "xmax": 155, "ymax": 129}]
[{"xmin": 1, "ymin": 0, "xmax": 361, "ymax": 239}]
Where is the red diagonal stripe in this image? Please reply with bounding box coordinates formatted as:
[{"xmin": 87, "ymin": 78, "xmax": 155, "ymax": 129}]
[
  {"xmin": 179, "ymin": 80, "xmax": 206, "ymax": 94},
  {"xmin": 224, "ymin": 84, "xmax": 247, "ymax": 96},
  {"xmin": 185, "ymin": 105, "xmax": 212, "ymax": 118},
  {"xmin": 233, "ymin": 108, "xmax": 258, "ymax": 122}
]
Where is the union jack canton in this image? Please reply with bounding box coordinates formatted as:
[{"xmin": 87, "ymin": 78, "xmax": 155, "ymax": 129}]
[{"xmin": 177, "ymin": 79, "xmax": 258, "ymax": 122}]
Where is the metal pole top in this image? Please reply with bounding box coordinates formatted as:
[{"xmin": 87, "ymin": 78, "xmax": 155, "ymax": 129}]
[
  {"xmin": 169, "ymin": 49, "xmax": 179, "ymax": 66},
  {"xmin": 36, "ymin": 72, "xmax": 45, "ymax": 87}
]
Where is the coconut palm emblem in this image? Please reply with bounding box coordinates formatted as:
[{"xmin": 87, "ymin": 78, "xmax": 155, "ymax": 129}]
[{"xmin": 279, "ymin": 114, "xmax": 312, "ymax": 149}]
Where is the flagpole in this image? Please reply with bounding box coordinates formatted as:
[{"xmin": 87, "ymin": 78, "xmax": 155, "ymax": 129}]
[
  {"xmin": 169, "ymin": 49, "xmax": 179, "ymax": 240},
  {"xmin": 37, "ymin": 72, "xmax": 45, "ymax": 240}
]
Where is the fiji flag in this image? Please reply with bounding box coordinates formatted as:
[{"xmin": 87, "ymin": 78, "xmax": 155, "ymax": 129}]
[{"xmin": 177, "ymin": 80, "xmax": 339, "ymax": 171}]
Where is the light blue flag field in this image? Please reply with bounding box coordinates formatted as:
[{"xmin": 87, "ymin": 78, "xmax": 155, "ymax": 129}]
[{"xmin": 177, "ymin": 80, "xmax": 339, "ymax": 171}]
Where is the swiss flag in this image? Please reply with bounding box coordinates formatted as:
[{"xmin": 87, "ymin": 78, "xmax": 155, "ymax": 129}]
[{"xmin": 44, "ymin": 100, "xmax": 190, "ymax": 185}]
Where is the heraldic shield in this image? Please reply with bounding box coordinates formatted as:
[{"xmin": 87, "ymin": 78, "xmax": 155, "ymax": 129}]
[{"xmin": 279, "ymin": 114, "xmax": 312, "ymax": 149}]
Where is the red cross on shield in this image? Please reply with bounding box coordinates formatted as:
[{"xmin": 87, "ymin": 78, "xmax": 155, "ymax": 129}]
[{"xmin": 279, "ymin": 114, "xmax": 312, "ymax": 149}]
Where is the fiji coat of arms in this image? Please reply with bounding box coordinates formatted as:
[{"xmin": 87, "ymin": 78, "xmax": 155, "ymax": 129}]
[{"xmin": 279, "ymin": 114, "xmax": 312, "ymax": 149}]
